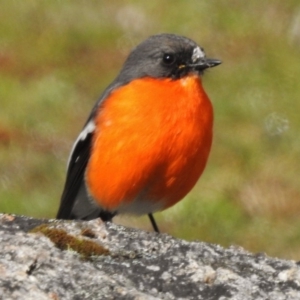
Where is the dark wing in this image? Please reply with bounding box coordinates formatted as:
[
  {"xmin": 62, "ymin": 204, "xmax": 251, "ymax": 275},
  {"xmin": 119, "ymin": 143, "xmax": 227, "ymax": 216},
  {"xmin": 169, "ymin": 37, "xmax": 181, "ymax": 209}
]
[
  {"xmin": 56, "ymin": 125, "xmax": 116, "ymax": 221},
  {"xmin": 56, "ymin": 82, "xmax": 124, "ymax": 220},
  {"xmin": 56, "ymin": 125, "xmax": 97, "ymax": 219}
]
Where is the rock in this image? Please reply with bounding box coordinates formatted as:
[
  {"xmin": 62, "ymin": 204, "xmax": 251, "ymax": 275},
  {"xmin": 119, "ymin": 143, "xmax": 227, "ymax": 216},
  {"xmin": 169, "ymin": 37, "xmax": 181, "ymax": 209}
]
[{"xmin": 0, "ymin": 213, "xmax": 300, "ymax": 300}]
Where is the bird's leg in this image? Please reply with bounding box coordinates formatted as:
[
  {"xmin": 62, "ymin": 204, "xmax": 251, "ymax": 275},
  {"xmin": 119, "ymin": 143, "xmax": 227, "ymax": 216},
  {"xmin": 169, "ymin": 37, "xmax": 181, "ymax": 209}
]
[{"xmin": 148, "ymin": 213, "xmax": 160, "ymax": 233}]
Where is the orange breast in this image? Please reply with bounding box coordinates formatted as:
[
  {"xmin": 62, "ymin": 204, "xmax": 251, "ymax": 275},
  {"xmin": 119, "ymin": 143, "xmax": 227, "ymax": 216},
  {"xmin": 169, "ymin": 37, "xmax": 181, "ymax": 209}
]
[{"xmin": 85, "ymin": 75, "xmax": 213, "ymax": 214}]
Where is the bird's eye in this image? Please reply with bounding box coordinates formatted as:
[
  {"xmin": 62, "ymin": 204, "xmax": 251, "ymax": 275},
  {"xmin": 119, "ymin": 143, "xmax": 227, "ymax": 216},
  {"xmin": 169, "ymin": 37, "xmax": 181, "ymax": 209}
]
[{"xmin": 162, "ymin": 53, "xmax": 176, "ymax": 65}]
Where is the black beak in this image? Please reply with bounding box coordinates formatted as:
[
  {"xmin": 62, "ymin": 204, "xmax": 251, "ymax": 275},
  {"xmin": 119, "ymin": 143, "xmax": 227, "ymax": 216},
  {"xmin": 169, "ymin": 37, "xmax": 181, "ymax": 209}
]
[{"xmin": 190, "ymin": 58, "xmax": 221, "ymax": 71}]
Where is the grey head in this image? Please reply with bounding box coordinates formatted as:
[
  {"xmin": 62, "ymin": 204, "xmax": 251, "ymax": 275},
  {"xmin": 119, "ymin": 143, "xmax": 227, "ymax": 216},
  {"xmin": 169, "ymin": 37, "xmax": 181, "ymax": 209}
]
[{"xmin": 115, "ymin": 33, "xmax": 221, "ymax": 83}]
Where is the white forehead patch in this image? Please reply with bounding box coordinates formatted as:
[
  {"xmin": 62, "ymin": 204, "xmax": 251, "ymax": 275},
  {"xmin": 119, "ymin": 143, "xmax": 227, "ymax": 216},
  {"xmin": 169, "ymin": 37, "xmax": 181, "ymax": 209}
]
[{"xmin": 192, "ymin": 47, "xmax": 205, "ymax": 63}]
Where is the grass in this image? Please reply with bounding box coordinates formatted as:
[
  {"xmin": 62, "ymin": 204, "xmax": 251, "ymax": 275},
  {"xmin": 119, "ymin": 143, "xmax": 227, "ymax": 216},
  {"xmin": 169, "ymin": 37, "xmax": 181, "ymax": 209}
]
[{"xmin": 1, "ymin": 0, "xmax": 300, "ymax": 260}]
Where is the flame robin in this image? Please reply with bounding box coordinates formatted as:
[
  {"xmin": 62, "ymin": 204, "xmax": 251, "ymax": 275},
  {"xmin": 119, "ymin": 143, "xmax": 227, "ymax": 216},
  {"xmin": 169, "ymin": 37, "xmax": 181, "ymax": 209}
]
[{"xmin": 56, "ymin": 33, "xmax": 221, "ymax": 232}]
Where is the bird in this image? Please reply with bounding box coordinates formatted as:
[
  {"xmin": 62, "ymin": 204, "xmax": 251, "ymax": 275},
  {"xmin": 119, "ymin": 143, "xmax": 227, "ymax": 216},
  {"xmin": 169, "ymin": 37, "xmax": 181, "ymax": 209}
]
[{"xmin": 56, "ymin": 33, "xmax": 221, "ymax": 233}]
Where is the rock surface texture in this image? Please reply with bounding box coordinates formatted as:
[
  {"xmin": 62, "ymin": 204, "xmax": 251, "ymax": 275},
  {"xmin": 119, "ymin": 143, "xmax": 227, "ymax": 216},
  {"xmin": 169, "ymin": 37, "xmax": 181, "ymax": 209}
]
[{"xmin": 1, "ymin": 213, "xmax": 300, "ymax": 299}]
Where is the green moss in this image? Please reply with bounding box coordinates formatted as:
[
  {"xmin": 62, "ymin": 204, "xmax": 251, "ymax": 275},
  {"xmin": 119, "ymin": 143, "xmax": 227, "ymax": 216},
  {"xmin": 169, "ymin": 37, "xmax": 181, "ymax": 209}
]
[
  {"xmin": 80, "ymin": 228, "xmax": 97, "ymax": 239},
  {"xmin": 31, "ymin": 224, "xmax": 109, "ymax": 258}
]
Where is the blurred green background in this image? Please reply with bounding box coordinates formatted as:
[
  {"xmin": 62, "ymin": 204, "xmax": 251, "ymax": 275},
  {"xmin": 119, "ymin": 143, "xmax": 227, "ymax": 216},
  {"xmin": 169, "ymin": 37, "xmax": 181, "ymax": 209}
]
[{"xmin": 1, "ymin": 1, "xmax": 300, "ymax": 260}]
